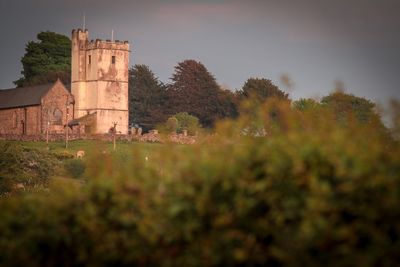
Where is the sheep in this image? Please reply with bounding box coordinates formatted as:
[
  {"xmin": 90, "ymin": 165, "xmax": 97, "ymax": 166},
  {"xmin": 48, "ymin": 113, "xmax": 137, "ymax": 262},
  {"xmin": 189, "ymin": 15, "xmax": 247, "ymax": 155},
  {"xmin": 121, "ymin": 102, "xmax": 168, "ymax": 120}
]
[{"xmin": 76, "ymin": 150, "xmax": 85, "ymax": 158}]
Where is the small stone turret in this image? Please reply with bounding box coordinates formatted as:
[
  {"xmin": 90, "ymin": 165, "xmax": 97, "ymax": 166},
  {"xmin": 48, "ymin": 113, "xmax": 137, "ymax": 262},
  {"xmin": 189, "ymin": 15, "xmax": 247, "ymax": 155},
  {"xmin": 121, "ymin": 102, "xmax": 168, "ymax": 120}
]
[{"xmin": 71, "ymin": 29, "xmax": 130, "ymax": 134}]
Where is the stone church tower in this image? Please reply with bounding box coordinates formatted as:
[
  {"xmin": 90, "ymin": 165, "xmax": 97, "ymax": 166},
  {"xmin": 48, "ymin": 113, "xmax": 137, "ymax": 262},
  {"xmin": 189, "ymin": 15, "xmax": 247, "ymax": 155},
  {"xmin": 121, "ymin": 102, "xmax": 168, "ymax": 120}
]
[{"xmin": 71, "ymin": 29, "xmax": 130, "ymax": 134}]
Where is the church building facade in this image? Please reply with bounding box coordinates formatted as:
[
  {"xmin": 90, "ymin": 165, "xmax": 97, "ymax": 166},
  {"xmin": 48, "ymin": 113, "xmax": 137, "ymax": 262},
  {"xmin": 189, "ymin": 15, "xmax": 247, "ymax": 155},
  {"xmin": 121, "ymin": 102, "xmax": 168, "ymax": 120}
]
[
  {"xmin": 0, "ymin": 29, "xmax": 130, "ymax": 136},
  {"xmin": 0, "ymin": 80, "xmax": 73, "ymax": 135}
]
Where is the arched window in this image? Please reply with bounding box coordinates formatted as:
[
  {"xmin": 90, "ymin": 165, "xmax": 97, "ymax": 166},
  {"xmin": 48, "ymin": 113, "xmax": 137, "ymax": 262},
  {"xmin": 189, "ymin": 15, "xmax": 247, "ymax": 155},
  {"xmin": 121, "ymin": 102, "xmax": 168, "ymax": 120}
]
[{"xmin": 53, "ymin": 108, "xmax": 63, "ymax": 125}]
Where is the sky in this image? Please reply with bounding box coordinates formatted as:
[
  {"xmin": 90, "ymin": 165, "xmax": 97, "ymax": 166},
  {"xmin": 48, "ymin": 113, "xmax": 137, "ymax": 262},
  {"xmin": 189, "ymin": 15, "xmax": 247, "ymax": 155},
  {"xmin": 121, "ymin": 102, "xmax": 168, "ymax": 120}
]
[{"xmin": 0, "ymin": 0, "xmax": 399, "ymax": 105}]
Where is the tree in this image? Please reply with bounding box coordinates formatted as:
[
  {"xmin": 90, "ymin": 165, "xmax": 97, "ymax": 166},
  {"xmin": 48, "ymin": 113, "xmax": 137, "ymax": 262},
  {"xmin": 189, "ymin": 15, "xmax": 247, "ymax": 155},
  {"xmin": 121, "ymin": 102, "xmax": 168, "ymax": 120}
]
[
  {"xmin": 321, "ymin": 91, "xmax": 381, "ymax": 124},
  {"xmin": 14, "ymin": 31, "xmax": 71, "ymax": 87},
  {"xmin": 239, "ymin": 78, "xmax": 289, "ymax": 102},
  {"xmin": 164, "ymin": 117, "xmax": 179, "ymax": 133},
  {"xmin": 217, "ymin": 88, "xmax": 239, "ymax": 119},
  {"xmin": 167, "ymin": 59, "xmax": 234, "ymax": 127},
  {"xmin": 173, "ymin": 112, "xmax": 200, "ymax": 135},
  {"xmin": 390, "ymin": 99, "xmax": 400, "ymax": 140},
  {"xmin": 293, "ymin": 98, "xmax": 321, "ymax": 111},
  {"xmin": 128, "ymin": 65, "xmax": 167, "ymax": 130}
]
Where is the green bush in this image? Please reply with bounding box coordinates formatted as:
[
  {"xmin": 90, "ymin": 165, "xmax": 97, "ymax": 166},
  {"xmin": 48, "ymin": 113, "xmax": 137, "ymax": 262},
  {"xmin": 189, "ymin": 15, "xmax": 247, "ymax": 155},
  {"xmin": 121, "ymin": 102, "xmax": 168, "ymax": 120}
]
[
  {"xmin": 165, "ymin": 116, "xmax": 179, "ymax": 133},
  {"xmin": 0, "ymin": 100, "xmax": 399, "ymax": 266},
  {"xmin": 158, "ymin": 112, "xmax": 200, "ymax": 135},
  {"xmin": 0, "ymin": 142, "xmax": 57, "ymax": 194},
  {"xmin": 174, "ymin": 112, "xmax": 200, "ymax": 135},
  {"xmin": 52, "ymin": 150, "xmax": 75, "ymax": 160},
  {"xmin": 64, "ymin": 159, "xmax": 86, "ymax": 178}
]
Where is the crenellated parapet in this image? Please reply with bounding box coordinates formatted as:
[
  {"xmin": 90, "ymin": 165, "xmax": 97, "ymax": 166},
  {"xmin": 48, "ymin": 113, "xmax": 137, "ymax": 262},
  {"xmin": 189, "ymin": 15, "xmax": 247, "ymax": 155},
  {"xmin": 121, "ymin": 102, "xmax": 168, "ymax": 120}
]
[
  {"xmin": 71, "ymin": 29, "xmax": 129, "ymax": 51},
  {"xmin": 87, "ymin": 39, "xmax": 129, "ymax": 51}
]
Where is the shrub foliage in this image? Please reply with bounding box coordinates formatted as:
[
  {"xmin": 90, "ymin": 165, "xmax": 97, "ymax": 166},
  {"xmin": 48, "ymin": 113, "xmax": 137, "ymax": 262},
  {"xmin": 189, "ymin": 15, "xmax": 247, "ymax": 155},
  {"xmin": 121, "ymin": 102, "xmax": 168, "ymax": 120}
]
[
  {"xmin": 0, "ymin": 100, "xmax": 399, "ymax": 266},
  {"xmin": 0, "ymin": 142, "xmax": 57, "ymax": 194}
]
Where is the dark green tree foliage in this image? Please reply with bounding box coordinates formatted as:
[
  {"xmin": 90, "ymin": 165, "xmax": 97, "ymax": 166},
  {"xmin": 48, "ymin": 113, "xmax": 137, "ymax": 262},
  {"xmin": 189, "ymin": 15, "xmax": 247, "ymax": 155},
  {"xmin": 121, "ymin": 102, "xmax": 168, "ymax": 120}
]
[
  {"xmin": 218, "ymin": 88, "xmax": 239, "ymax": 119},
  {"xmin": 390, "ymin": 100, "xmax": 400, "ymax": 140},
  {"xmin": 321, "ymin": 91, "xmax": 380, "ymax": 124},
  {"xmin": 14, "ymin": 31, "xmax": 71, "ymax": 87},
  {"xmin": 168, "ymin": 60, "xmax": 236, "ymax": 127},
  {"xmin": 239, "ymin": 78, "xmax": 289, "ymax": 102},
  {"xmin": 129, "ymin": 65, "xmax": 167, "ymax": 130}
]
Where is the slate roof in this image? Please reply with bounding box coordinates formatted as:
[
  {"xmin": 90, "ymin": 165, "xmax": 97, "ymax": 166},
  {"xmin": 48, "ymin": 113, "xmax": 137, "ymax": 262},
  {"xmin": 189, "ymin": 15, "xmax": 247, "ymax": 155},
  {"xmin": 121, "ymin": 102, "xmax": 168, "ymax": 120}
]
[{"xmin": 0, "ymin": 83, "xmax": 54, "ymax": 110}]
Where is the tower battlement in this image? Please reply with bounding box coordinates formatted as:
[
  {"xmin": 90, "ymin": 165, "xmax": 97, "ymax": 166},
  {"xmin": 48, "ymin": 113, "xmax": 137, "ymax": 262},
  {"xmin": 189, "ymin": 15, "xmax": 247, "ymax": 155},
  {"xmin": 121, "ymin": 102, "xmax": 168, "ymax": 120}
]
[
  {"xmin": 87, "ymin": 39, "xmax": 129, "ymax": 51},
  {"xmin": 71, "ymin": 29, "xmax": 130, "ymax": 50}
]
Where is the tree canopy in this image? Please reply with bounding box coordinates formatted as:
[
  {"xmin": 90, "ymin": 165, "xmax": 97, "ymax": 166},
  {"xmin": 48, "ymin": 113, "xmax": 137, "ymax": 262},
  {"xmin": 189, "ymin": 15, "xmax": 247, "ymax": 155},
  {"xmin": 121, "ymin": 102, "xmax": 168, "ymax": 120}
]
[
  {"xmin": 292, "ymin": 98, "xmax": 321, "ymax": 111},
  {"xmin": 173, "ymin": 112, "xmax": 200, "ymax": 135},
  {"xmin": 167, "ymin": 59, "xmax": 236, "ymax": 127},
  {"xmin": 321, "ymin": 91, "xmax": 380, "ymax": 124},
  {"xmin": 128, "ymin": 64, "xmax": 167, "ymax": 130},
  {"xmin": 14, "ymin": 31, "xmax": 71, "ymax": 87},
  {"xmin": 239, "ymin": 78, "xmax": 289, "ymax": 102}
]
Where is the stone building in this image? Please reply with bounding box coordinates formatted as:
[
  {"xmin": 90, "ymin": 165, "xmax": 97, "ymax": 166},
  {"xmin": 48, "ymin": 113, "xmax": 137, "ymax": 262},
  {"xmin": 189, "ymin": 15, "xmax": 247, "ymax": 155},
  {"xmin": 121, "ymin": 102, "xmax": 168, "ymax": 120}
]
[
  {"xmin": 0, "ymin": 80, "xmax": 73, "ymax": 135},
  {"xmin": 0, "ymin": 28, "xmax": 130, "ymax": 136},
  {"xmin": 71, "ymin": 29, "xmax": 130, "ymax": 134}
]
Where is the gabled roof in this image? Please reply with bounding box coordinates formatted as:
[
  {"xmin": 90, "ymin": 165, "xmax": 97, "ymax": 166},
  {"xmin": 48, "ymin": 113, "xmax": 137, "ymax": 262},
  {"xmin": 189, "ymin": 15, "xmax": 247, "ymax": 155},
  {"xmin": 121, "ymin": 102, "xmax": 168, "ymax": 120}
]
[{"xmin": 0, "ymin": 83, "xmax": 54, "ymax": 109}]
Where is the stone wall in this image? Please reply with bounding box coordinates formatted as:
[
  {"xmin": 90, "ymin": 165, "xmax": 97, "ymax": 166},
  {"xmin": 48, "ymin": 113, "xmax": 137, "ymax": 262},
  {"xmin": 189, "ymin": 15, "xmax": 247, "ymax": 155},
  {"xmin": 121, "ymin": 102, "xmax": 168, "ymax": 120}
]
[
  {"xmin": 0, "ymin": 106, "xmax": 41, "ymax": 135},
  {"xmin": 41, "ymin": 81, "xmax": 73, "ymax": 134},
  {"xmin": 25, "ymin": 106, "xmax": 41, "ymax": 135},
  {"xmin": 0, "ymin": 81, "xmax": 72, "ymax": 136},
  {"xmin": 0, "ymin": 107, "xmax": 24, "ymax": 135}
]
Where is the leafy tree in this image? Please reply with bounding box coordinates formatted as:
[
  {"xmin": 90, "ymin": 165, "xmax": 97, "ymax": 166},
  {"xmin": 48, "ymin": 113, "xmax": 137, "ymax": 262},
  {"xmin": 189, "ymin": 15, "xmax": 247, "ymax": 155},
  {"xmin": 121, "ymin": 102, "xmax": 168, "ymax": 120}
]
[
  {"xmin": 168, "ymin": 60, "xmax": 235, "ymax": 127},
  {"xmin": 173, "ymin": 112, "xmax": 200, "ymax": 135},
  {"xmin": 158, "ymin": 113, "xmax": 200, "ymax": 135},
  {"xmin": 238, "ymin": 78, "xmax": 289, "ymax": 102},
  {"xmin": 293, "ymin": 98, "xmax": 321, "ymax": 111},
  {"xmin": 129, "ymin": 64, "xmax": 167, "ymax": 130},
  {"xmin": 164, "ymin": 117, "xmax": 179, "ymax": 133},
  {"xmin": 217, "ymin": 88, "xmax": 239, "ymax": 119},
  {"xmin": 390, "ymin": 99, "xmax": 400, "ymax": 139},
  {"xmin": 14, "ymin": 31, "xmax": 71, "ymax": 87},
  {"xmin": 321, "ymin": 91, "xmax": 381, "ymax": 124}
]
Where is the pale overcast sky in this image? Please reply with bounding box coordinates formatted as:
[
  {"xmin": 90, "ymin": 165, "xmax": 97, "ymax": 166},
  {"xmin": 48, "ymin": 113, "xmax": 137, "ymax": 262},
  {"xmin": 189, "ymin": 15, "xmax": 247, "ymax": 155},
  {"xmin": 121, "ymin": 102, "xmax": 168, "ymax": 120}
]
[{"xmin": 0, "ymin": 0, "xmax": 399, "ymax": 105}]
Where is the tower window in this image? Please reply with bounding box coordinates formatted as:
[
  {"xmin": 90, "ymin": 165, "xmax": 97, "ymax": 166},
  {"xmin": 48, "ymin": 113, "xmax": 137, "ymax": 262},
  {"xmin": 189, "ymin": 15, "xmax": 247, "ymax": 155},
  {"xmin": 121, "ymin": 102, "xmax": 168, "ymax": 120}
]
[
  {"xmin": 88, "ymin": 55, "xmax": 91, "ymax": 64},
  {"xmin": 112, "ymin": 56, "xmax": 116, "ymax": 64}
]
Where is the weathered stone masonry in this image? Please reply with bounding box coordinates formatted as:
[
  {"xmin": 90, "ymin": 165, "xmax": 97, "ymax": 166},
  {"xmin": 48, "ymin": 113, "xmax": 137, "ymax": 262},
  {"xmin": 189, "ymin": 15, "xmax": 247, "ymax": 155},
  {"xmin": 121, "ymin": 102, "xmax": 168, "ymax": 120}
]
[
  {"xmin": 0, "ymin": 28, "xmax": 130, "ymax": 136},
  {"xmin": 0, "ymin": 80, "xmax": 73, "ymax": 135},
  {"xmin": 71, "ymin": 29, "xmax": 130, "ymax": 134}
]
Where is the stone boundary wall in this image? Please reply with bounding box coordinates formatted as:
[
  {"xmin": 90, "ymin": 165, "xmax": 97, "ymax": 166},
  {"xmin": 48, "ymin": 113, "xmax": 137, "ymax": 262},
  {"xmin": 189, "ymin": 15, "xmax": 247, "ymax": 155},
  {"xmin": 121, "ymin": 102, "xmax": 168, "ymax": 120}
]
[{"xmin": 0, "ymin": 132, "xmax": 196, "ymax": 144}]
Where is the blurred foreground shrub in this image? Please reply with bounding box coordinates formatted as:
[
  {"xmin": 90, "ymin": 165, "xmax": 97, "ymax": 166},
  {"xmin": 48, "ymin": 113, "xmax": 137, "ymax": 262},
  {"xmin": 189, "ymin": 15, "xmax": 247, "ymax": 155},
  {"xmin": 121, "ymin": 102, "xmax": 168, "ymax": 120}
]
[
  {"xmin": 52, "ymin": 150, "xmax": 75, "ymax": 160},
  {"xmin": 0, "ymin": 142, "xmax": 57, "ymax": 195},
  {"xmin": 64, "ymin": 159, "xmax": 86, "ymax": 179},
  {"xmin": 0, "ymin": 99, "xmax": 399, "ymax": 266}
]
